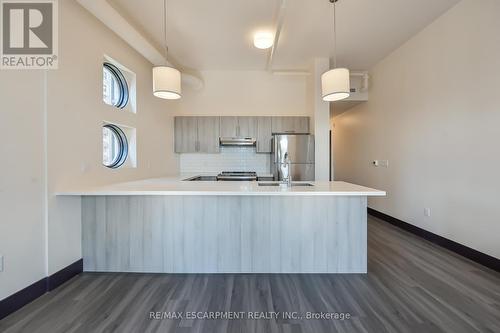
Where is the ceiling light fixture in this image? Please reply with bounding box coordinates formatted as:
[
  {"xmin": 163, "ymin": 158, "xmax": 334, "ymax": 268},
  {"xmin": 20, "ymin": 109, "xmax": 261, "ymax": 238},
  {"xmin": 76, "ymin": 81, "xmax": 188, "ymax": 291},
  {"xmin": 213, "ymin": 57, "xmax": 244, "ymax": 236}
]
[
  {"xmin": 153, "ymin": 0, "xmax": 181, "ymax": 100},
  {"xmin": 253, "ymin": 32, "xmax": 274, "ymax": 49},
  {"xmin": 321, "ymin": 0, "xmax": 350, "ymax": 102}
]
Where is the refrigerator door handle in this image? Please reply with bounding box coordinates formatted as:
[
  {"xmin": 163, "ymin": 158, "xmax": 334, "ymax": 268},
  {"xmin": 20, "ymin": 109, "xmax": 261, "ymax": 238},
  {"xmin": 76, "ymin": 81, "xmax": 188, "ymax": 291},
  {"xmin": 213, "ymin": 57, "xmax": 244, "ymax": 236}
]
[{"xmin": 271, "ymin": 137, "xmax": 277, "ymax": 164}]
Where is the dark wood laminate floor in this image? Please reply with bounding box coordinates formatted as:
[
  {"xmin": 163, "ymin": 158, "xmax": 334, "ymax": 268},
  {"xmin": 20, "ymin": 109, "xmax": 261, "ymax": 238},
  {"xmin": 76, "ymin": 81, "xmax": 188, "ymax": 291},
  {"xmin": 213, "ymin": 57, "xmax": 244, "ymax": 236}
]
[{"xmin": 1, "ymin": 216, "xmax": 500, "ymax": 333}]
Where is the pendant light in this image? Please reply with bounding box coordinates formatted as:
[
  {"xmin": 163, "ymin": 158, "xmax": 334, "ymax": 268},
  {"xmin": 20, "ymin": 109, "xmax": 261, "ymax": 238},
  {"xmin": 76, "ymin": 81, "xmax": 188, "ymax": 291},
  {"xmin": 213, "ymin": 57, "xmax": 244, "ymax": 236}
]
[
  {"xmin": 321, "ymin": 0, "xmax": 350, "ymax": 102},
  {"xmin": 153, "ymin": 0, "xmax": 181, "ymax": 100}
]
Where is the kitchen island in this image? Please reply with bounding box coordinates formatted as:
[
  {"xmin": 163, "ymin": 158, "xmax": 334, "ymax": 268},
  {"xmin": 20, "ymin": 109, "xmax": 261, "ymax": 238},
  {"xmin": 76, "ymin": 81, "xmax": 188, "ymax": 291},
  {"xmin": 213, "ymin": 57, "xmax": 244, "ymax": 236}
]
[{"xmin": 58, "ymin": 177, "xmax": 385, "ymax": 274}]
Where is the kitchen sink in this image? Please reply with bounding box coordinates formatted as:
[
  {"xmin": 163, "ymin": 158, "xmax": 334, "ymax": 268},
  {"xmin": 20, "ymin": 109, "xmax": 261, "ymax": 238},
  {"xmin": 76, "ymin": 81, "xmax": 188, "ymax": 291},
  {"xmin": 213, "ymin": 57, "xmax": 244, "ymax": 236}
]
[
  {"xmin": 291, "ymin": 183, "xmax": 314, "ymax": 187},
  {"xmin": 258, "ymin": 182, "xmax": 314, "ymax": 187},
  {"xmin": 183, "ymin": 176, "xmax": 218, "ymax": 181}
]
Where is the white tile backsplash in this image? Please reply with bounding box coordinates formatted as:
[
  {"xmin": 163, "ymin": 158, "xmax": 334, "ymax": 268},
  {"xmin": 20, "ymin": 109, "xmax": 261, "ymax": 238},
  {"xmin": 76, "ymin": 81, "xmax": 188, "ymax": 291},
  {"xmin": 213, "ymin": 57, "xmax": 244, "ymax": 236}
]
[{"xmin": 180, "ymin": 147, "xmax": 270, "ymax": 174}]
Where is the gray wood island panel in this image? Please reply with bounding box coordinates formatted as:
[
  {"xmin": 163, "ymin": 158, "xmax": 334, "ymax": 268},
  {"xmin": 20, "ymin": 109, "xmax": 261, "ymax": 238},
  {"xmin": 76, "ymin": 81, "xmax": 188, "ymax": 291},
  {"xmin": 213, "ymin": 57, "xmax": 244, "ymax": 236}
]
[{"xmin": 82, "ymin": 195, "xmax": 367, "ymax": 274}]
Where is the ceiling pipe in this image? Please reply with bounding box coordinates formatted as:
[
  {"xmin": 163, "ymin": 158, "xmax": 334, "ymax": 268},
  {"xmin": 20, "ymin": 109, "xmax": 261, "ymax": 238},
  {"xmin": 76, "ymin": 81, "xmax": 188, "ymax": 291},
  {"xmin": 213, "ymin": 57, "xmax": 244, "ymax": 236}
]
[
  {"xmin": 266, "ymin": 0, "xmax": 287, "ymax": 72},
  {"xmin": 76, "ymin": 0, "xmax": 203, "ymax": 90},
  {"xmin": 266, "ymin": 0, "xmax": 311, "ymax": 76},
  {"xmin": 350, "ymin": 71, "xmax": 370, "ymax": 91}
]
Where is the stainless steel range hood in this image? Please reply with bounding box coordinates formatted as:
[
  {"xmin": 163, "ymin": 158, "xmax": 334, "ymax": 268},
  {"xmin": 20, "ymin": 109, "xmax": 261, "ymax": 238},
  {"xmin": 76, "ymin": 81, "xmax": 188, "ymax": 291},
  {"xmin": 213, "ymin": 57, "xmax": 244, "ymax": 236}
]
[{"xmin": 219, "ymin": 137, "xmax": 256, "ymax": 147}]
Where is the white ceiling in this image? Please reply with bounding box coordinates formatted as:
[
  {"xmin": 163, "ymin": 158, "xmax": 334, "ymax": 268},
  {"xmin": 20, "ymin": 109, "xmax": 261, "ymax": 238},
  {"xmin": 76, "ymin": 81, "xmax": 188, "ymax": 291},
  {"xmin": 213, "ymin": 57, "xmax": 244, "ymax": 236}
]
[{"xmin": 109, "ymin": 0, "xmax": 460, "ymax": 71}]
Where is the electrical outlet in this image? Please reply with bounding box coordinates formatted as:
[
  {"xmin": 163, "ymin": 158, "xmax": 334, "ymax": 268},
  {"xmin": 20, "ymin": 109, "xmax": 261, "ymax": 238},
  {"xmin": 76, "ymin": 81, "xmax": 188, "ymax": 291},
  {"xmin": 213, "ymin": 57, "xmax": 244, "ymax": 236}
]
[
  {"xmin": 379, "ymin": 160, "xmax": 389, "ymax": 168},
  {"xmin": 424, "ymin": 208, "xmax": 431, "ymax": 217},
  {"xmin": 0, "ymin": 255, "xmax": 4, "ymax": 272}
]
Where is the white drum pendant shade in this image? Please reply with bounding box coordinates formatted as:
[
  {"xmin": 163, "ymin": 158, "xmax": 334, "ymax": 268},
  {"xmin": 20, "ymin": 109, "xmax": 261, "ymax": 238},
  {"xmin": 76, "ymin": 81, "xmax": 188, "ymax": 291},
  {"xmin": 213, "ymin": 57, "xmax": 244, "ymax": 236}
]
[
  {"xmin": 321, "ymin": 67, "xmax": 350, "ymax": 102},
  {"xmin": 153, "ymin": 66, "xmax": 181, "ymax": 100}
]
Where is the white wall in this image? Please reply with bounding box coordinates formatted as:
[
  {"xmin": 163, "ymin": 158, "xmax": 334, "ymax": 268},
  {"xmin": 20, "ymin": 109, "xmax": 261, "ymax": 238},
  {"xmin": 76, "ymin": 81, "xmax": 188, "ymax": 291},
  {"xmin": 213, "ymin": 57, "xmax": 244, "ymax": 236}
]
[
  {"xmin": 174, "ymin": 70, "xmax": 311, "ymax": 117},
  {"xmin": 0, "ymin": 71, "xmax": 46, "ymax": 300},
  {"xmin": 0, "ymin": 0, "xmax": 179, "ymax": 299},
  {"xmin": 334, "ymin": 0, "xmax": 500, "ymax": 258}
]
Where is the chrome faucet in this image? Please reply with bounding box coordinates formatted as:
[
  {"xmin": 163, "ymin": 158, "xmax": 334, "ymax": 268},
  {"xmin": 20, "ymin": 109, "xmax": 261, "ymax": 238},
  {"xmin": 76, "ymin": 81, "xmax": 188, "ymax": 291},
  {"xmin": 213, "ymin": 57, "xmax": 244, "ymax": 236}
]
[{"xmin": 283, "ymin": 153, "xmax": 292, "ymax": 187}]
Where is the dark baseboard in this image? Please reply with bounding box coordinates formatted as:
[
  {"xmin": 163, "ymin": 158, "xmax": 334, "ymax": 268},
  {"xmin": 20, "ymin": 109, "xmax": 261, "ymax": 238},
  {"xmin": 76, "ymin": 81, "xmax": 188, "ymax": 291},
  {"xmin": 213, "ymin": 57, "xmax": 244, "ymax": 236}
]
[
  {"xmin": 47, "ymin": 259, "xmax": 83, "ymax": 291},
  {"xmin": 0, "ymin": 278, "xmax": 47, "ymax": 321},
  {"xmin": 368, "ymin": 208, "xmax": 500, "ymax": 273},
  {"xmin": 0, "ymin": 259, "xmax": 83, "ymax": 321}
]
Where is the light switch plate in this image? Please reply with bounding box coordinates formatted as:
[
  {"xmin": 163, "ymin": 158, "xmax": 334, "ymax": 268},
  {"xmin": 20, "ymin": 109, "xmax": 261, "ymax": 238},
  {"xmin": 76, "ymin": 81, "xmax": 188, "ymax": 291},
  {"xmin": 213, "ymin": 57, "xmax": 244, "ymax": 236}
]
[
  {"xmin": 0, "ymin": 255, "xmax": 4, "ymax": 272},
  {"xmin": 424, "ymin": 208, "xmax": 431, "ymax": 217}
]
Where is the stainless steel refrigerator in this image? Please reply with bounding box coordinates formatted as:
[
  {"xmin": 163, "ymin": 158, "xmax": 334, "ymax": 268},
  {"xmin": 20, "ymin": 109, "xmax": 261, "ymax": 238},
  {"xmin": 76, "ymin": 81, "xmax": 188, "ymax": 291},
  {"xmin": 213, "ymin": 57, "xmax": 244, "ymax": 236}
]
[{"xmin": 271, "ymin": 134, "xmax": 315, "ymax": 181}]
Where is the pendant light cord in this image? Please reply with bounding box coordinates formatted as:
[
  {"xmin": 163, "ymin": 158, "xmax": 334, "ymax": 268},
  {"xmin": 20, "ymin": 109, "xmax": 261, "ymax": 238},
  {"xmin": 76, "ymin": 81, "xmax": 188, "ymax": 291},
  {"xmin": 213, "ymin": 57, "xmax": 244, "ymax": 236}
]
[
  {"xmin": 332, "ymin": 0, "xmax": 337, "ymax": 68},
  {"xmin": 163, "ymin": 0, "xmax": 169, "ymax": 58}
]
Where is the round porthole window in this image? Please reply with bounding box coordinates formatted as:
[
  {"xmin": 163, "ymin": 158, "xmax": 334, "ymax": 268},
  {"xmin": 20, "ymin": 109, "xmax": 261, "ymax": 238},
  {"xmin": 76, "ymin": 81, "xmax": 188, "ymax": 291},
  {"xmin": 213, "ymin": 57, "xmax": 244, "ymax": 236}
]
[
  {"xmin": 102, "ymin": 124, "xmax": 128, "ymax": 169},
  {"xmin": 103, "ymin": 62, "xmax": 129, "ymax": 109}
]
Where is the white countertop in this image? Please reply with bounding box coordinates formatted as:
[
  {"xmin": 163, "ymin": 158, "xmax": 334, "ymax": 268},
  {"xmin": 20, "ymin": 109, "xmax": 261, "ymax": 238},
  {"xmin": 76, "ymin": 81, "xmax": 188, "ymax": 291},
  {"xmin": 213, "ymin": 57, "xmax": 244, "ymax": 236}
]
[{"xmin": 56, "ymin": 176, "xmax": 386, "ymax": 197}]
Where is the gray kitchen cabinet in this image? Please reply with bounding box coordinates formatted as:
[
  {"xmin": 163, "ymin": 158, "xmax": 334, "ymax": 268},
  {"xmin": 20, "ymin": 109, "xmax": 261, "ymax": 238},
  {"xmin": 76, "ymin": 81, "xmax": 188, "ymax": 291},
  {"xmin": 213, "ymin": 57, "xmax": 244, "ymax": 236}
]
[
  {"xmin": 237, "ymin": 116, "xmax": 258, "ymax": 137},
  {"xmin": 197, "ymin": 116, "xmax": 220, "ymax": 153},
  {"xmin": 174, "ymin": 116, "xmax": 198, "ymax": 153},
  {"xmin": 271, "ymin": 116, "xmax": 310, "ymax": 134},
  {"xmin": 174, "ymin": 116, "xmax": 220, "ymax": 153},
  {"xmin": 256, "ymin": 117, "xmax": 272, "ymax": 153},
  {"xmin": 220, "ymin": 116, "xmax": 257, "ymax": 138},
  {"xmin": 220, "ymin": 117, "xmax": 238, "ymax": 137}
]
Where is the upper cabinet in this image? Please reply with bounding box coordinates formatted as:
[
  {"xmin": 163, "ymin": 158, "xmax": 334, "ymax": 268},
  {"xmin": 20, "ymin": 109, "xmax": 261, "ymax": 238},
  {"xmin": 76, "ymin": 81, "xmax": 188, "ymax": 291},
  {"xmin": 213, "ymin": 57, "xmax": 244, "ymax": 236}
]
[
  {"xmin": 256, "ymin": 117, "xmax": 272, "ymax": 153},
  {"xmin": 197, "ymin": 117, "xmax": 220, "ymax": 153},
  {"xmin": 174, "ymin": 116, "xmax": 220, "ymax": 153},
  {"xmin": 174, "ymin": 116, "xmax": 198, "ymax": 153},
  {"xmin": 220, "ymin": 116, "xmax": 258, "ymax": 138},
  {"xmin": 174, "ymin": 116, "xmax": 310, "ymax": 154},
  {"xmin": 237, "ymin": 116, "xmax": 258, "ymax": 137},
  {"xmin": 271, "ymin": 116, "xmax": 310, "ymax": 134},
  {"xmin": 219, "ymin": 117, "xmax": 238, "ymax": 137}
]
